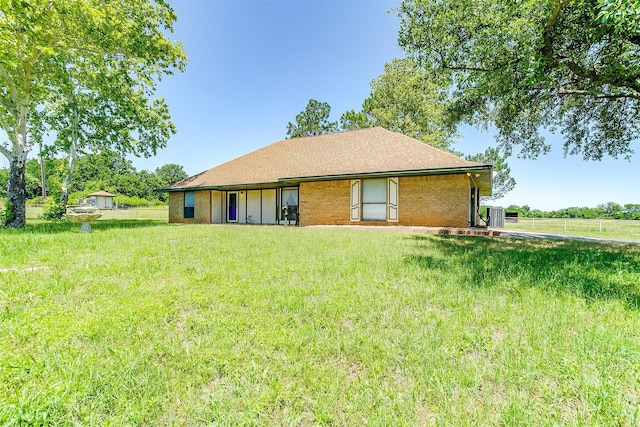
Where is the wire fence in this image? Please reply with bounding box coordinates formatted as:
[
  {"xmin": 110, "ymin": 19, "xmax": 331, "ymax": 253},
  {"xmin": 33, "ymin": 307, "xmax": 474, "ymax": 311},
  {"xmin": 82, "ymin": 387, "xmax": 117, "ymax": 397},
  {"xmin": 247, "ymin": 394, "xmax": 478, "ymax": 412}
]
[{"xmin": 503, "ymin": 218, "xmax": 640, "ymax": 241}]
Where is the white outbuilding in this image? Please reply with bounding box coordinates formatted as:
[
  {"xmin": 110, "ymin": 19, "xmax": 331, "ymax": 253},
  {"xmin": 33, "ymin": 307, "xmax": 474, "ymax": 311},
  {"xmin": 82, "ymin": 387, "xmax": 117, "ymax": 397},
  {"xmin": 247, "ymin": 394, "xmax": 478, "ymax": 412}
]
[{"xmin": 86, "ymin": 190, "xmax": 116, "ymax": 209}]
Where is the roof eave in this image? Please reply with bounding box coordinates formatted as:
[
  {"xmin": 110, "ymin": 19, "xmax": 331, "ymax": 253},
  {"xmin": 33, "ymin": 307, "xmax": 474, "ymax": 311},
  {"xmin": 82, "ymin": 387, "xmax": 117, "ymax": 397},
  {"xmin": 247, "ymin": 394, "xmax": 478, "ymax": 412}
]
[
  {"xmin": 156, "ymin": 181, "xmax": 284, "ymax": 193},
  {"xmin": 157, "ymin": 165, "xmax": 494, "ymax": 193},
  {"xmin": 279, "ymin": 165, "xmax": 493, "ymax": 183}
]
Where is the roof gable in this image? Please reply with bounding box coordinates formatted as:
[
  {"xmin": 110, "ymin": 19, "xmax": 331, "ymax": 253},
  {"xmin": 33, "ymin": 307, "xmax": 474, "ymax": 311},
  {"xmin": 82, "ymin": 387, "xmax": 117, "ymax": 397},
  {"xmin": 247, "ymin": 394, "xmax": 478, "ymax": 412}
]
[{"xmin": 166, "ymin": 127, "xmax": 489, "ymax": 190}]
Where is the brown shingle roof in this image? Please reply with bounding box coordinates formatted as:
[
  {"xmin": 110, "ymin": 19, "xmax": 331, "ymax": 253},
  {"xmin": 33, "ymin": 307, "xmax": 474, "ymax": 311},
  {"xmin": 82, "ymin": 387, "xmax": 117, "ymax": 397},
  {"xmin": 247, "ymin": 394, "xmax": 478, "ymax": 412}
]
[{"xmin": 165, "ymin": 127, "xmax": 490, "ymax": 190}]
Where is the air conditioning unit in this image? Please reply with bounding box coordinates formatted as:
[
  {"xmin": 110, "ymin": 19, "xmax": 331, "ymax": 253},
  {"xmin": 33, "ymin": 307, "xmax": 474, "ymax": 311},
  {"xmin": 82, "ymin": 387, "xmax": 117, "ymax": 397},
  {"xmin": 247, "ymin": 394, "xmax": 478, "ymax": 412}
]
[{"xmin": 488, "ymin": 207, "xmax": 506, "ymax": 228}]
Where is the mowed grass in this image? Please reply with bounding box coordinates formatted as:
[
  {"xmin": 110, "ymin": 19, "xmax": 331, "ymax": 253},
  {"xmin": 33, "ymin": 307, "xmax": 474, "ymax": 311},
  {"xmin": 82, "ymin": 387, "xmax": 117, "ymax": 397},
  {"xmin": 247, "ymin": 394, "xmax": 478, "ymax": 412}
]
[{"xmin": 1, "ymin": 221, "xmax": 640, "ymax": 425}]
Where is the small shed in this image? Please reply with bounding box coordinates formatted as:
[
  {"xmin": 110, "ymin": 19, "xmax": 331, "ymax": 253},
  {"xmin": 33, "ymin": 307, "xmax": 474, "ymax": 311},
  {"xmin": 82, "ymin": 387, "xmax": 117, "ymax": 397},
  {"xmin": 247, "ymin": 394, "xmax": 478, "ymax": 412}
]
[{"xmin": 87, "ymin": 190, "xmax": 116, "ymax": 209}]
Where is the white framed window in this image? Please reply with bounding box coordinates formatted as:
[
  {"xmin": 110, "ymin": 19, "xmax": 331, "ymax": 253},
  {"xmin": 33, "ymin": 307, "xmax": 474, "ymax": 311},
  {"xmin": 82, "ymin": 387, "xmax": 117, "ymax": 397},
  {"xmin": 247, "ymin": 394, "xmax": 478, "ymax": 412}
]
[
  {"xmin": 351, "ymin": 178, "xmax": 399, "ymax": 222},
  {"xmin": 362, "ymin": 178, "xmax": 387, "ymax": 221}
]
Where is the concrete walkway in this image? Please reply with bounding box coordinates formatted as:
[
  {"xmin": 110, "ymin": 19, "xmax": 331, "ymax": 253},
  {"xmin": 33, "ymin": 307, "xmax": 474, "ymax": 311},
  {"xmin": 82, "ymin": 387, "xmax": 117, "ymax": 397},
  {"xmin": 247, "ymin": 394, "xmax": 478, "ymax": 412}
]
[{"xmin": 498, "ymin": 229, "xmax": 640, "ymax": 244}]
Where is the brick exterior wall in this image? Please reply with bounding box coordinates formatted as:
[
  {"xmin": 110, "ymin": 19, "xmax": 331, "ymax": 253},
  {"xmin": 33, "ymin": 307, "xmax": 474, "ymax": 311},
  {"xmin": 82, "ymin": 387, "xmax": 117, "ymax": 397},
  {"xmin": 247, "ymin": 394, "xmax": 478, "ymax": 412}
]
[
  {"xmin": 168, "ymin": 190, "xmax": 211, "ymax": 224},
  {"xmin": 299, "ymin": 174, "xmax": 470, "ymax": 227},
  {"xmin": 168, "ymin": 192, "xmax": 183, "ymax": 223},
  {"xmin": 299, "ymin": 180, "xmax": 352, "ymax": 226},
  {"xmin": 169, "ymin": 173, "xmax": 471, "ymax": 227},
  {"xmin": 398, "ymin": 174, "xmax": 469, "ymax": 228}
]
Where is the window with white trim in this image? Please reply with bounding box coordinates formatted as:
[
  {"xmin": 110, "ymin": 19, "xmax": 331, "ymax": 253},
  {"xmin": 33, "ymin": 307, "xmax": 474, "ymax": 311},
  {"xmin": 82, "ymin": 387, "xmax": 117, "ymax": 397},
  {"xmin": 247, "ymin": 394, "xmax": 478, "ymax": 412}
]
[{"xmin": 362, "ymin": 178, "xmax": 387, "ymax": 221}]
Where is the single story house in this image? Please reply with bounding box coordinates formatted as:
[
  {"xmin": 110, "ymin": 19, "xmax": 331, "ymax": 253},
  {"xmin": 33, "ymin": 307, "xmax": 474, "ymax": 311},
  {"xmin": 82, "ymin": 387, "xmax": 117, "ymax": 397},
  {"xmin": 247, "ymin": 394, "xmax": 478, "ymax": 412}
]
[
  {"xmin": 160, "ymin": 127, "xmax": 492, "ymax": 228},
  {"xmin": 87, "ymin": 190, "xmax": 116, "ymax": 209}
]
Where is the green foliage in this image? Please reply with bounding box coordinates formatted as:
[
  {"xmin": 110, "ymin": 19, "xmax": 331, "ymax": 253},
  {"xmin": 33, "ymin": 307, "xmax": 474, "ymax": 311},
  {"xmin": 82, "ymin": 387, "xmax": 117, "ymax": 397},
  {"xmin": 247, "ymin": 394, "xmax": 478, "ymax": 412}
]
[
  {"xmin": 339, "ymin": 109, "xmax": 371, "ymax": 131},
  {"xmin": 1, "ymin": 225, "xmax": 639, "ymax": 424},
  {"xmin": 286, "ymin": 99, "xmax": 339, "ymax": 138},
  {"xmin": 0, "ymin": 198, "xmax": 12, "ymax": 225},
  {"xmin": 466, "ymin": 147, "xmax": 515, "ymax": 200},
  {"xmin": 337, "ymin": 58, "xmax": 457, "ymax": 151},
  {"xmin": 64, "ymin": 151, "xmax": 170, "ymax": 202},
  {"xmin": 13, "ymin": 150, "xmax": 181, "ymax": 207},
  {"xmin": 362, "ymin": 58, "xmax": 456, "ymax": 151},
  {"xmin": 505, "ymin": 202, "xmax": 640, "ymax": 219},
  {"xmin": 155, "ymin": 163, "xmax": 188, "ymax": 187},
  {"xmin": 0, "ymin": 0, "xmax": 187, "ymax": 227},
  {"xmin": 118, "ymin": 195, "xmax": 156, "ymax": 208},
  {"xmin": 40, "ymin": 198, "xmax": 67, "ymax": 221},
  {"xmin": 68, "ymin": 151, "xmax": 136, "ymax": 194},
  {"xmin": 398, "ymin": 0, "xmax": 640, "ymax": 160},
  {"xmin": 0, "ymin": 168, "xmax": 7, "ymax": 198},
  {"xmin": 597, "ymin": 0, "xmax": 640, "ymax": 35}
]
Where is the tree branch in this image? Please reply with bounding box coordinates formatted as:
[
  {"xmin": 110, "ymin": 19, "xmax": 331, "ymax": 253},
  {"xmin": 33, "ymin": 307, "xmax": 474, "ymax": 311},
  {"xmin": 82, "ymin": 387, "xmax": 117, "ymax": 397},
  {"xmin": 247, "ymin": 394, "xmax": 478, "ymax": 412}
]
[
  {"xmin": 556, "ymin": 88, "xmax": 640, "ymax": 100},
  {"xmin": 442, "ymin": 64, "xmax": 499, "ymax": 72},
  {"xmin": 539, "ymin": 1, "xmax": 640, "ymax": 95},
  {"xmin": 558, "ymin": 57, "xmax": 640, "ymax": 94},
  {"xmin": 0, "ymin": 113, "xmax": 12, "ymax": 137},
  {"xmin": 0, "ymin": 63, "xmax": 20, "ymax": 112},
  {"xmin": 435, "ymin": 46, "xmax": 501, "ymax": 73},
  {"xmin": 540, "ymin": 0, "xmax": 568, "ymax": 66},
  {"xmin": 0, "ymin": 143, "xmax": 13, "ymax": 162}
]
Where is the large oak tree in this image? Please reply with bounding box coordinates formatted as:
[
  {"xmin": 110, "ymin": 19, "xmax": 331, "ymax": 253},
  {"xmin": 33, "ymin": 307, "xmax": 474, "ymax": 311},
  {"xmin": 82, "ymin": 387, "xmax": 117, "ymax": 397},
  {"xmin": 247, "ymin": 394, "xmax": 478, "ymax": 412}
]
[{"xmin": 398, "ymin": 0, "xmax": 640, "ymax": 160}]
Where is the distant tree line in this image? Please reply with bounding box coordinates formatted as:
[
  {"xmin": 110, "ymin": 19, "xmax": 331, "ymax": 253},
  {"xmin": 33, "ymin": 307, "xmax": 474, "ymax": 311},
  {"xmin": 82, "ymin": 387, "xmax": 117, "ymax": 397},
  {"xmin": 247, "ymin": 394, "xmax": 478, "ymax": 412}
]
[
  {"xmin": 500, "ymin": 203, "xmax": 640, "ymax": 220},
  {"xmin": 0, "ymin": 151, "xmax": 187, "ymax": 208}
]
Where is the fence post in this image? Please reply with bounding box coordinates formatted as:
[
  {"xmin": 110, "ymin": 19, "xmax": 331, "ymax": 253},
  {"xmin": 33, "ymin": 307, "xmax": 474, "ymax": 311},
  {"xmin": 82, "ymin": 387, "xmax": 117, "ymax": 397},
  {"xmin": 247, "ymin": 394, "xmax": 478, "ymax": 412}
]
[
  {"xmin": 564, "ymin": 219, "xmax": 567, "ymax": 232},
  {"xmin": 532, "ymin": 218, "xmax": 535, "ymax": 230},
  {"xmin": 600, "ymin": 220, "xmax": 602, "ymax": 233}
]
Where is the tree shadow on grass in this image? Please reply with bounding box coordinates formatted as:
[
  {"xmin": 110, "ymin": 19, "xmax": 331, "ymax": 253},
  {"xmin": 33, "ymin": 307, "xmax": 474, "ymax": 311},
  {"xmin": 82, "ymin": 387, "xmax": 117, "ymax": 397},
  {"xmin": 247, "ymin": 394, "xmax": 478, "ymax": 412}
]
[
  {"xmin": 4, "ymin": 219, "xmax": 168, "ymax": 234},
  {"xmin": 405, "ymin": 235, "xmax": 640, "ymax": 310}
]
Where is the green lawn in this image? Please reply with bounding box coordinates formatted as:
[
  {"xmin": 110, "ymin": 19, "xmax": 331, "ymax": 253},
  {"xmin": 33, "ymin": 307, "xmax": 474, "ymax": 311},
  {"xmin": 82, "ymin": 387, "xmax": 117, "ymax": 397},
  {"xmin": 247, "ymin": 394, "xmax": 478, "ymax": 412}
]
[{"xmin": 1, "ymin": 221, "xmax": 639, "ymax": 425}]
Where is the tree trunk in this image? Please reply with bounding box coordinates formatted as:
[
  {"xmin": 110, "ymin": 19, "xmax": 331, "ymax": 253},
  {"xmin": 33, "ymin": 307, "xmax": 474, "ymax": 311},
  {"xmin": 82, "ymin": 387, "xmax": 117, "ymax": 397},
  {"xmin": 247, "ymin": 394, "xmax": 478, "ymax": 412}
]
[
  {"xmin": 6, "ymin": 155, "xmax": 27, "ymax": 228},
  {"xmin": 60, "ymin": 122, "xmax": 79, "ymax": 209}
]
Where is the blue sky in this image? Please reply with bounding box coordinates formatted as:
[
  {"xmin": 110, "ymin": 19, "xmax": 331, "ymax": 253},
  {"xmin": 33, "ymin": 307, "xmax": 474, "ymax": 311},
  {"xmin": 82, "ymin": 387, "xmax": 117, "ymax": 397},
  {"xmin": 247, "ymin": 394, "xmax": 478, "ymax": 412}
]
[{"xmin": 129, "ymin": 0, "xmax": 639, "ymax": 211}]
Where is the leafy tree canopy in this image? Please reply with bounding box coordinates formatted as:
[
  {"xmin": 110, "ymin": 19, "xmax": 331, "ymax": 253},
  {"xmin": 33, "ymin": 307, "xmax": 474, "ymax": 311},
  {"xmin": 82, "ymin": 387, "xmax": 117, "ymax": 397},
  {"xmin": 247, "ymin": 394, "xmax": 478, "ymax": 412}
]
[
  {"xmin": 362, "ymin": 58, "xmax": 456, "ymax": 151},
  {"xmin": 398, "ymin": 0, "xmax": 640, "ymax": 160},
  {"xmin": 155, "ymin": 163, "xmax": 188, "ymax": 187},
  {"xmin": 339, "ymin": 58, "xmax": 457, "ymax": 151},
  {"xmin": 286, "ymin": 99, "xmax": 339, "ymax": 138},
  {"xmin": 465, "ymin": 147, "xmax": 515, "ymax": 201},
  {"xmin": 0, "ymin": 151, "xmax": 186, "ymax": 204},
  {"xmin": 0, "ymin": 0, "xmax": 186, "ymax": 226}
]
